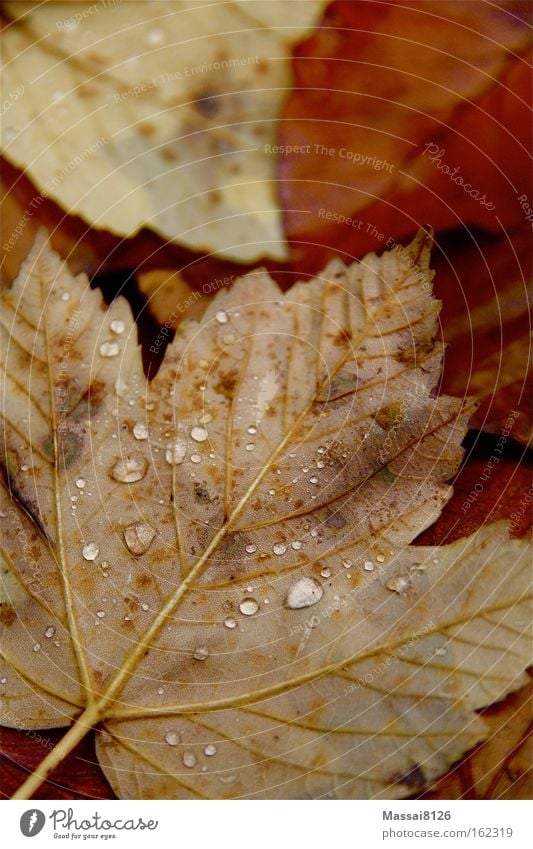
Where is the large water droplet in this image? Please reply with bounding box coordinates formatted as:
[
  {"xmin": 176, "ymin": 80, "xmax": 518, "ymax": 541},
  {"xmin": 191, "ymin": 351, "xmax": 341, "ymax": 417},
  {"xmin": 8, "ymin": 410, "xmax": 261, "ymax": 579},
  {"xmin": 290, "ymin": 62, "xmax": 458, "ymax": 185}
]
[
  {"xmin": 82, "ymin": 542, "xmax": 99, "ymax": 561},
  {"xmin": 193, "ymin": 646, "xmax": 209, "ymax": 661},
  {"xmin": 133, "ymin": 422, "xmax": 149, "ymax": 440},
  {"xmin": 286, "ymin": 577, "xmax": 324, "ymax": 609},
  {"xmin": 183, "ymin": 752, "xmax": 197, "ymax": 768},
  {"xmin": 124, "ymin": 522, "xmax": 156, "ymax": 555},
  {"xmin": 99, "ymin": 341, "xmax": 120, "ymax": 358},
  {"xmin": 110, "ymin": 319, "xmax": 125, "ymax": 335},
  {"xmin": 239, "ymin": 598, "xmax": 259, "ymax": 616},
  {"xmin": 111, "ymin": 454, "xmax": 147, "ymax": 483},
  {"xmin": 166, "ymin": 438, "xmax": 187, "ymax": 465},
  {"xmin": 191, "ymin": 426, "xmax": 208, "ymax": 443},
  {"xmin": 204, "ymin": 744, "xmax": 217, "ymax": 756},
  {"xmin": 272, "ymin": 543, "xmax": 287, "ymax": 556},
  {"xmin": 165, "ymin": 730, "xmax": 180, "ymax": 746}
]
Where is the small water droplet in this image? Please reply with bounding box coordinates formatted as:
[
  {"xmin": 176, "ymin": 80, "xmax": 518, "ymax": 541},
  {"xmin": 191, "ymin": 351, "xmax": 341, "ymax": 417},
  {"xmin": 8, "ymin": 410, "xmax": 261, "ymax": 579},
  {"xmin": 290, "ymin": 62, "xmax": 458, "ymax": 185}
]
[
  {"xmin": 386, "ymin": 575, "xmax": 410, "ymax": 594},
  {"xmin": 363, "ymin": 560, "xmax": 374, "ymax": 571},
  {"xmin": 20, "ymin": 463, "xmax": 29, "ymax": 472},
  {"xmin": 44, "ymin": 626, "xmax": 56, "ymax": 639},
  {"xmin": 157, "ymin": 687, "xmax": 165, "ymax": 695},
  {"xmin": 309, "ymin": 476, "xmax": 319, "ymax": 485},
  {"xmin": 99, "ymin": 341, "xmax": 120, "ymax": 358},
  {"xmin": 110, "ymin": 319, "xmax": 125, "ymax": 335},
  {"xmin": 272, "ymin": 543, "xmax": 287, "ymax": 556},
  {"xmin": 96, "ymin": 610, "xmax": 105, "ymax": 619},
  {"xmin": 166, "ymin": 438, "xmax": 187, "ymax": 465},
  {"xmin": 190, "ymin": 453, "xmax": 201, "ymax": 464},
  {"xmin": 193, "ymin": 646, "xmax": 209, "ymax": 661},
  {"xmin": 247, "ymin": 426, "xmax": 257, "ymax": 435},
  {"xmin": 320, "ymin": 567, "xmax": 331, "ymax": 578},
  {"xmin": 215, "ymin": 310, "xmax": 228, "ymax": 324},
  {"xmin": 317, "ymin": 446, "xmax": 326, "ymax": 454},
  {"xmin": 239, "ymin": 597, "xmax": 259, "ymax": 616},
  {"xmin": 268, "ymin": 489, "xmax": 275, "ymax": 496},
  {"xmin": 291, "ymin": 540, "xmax": 303, "ymax": 550},
  {"xmin": 376, "ymin": 554, "xmax": 385, "ymax": 563},
  {"xmin": 82, "ymin": 542, "xmax": 99, "ymax": 561},
  {"xmin": 60, "ymin": 292, "xmax": 70, "ymax": 301},
  {"xmin": 32, "ymin": 642, "xmax": 41, "ymax": 652},
  {"xmin": 191, "ymin": 426, "xmax": 208, "ymax": 443},
  {"xmin": 124, "ymin": 521, "xmax": 156, "ymax": 555},
  {"xmin": 75, "ymin": 478, "xmax": 86, "ymax": 489},
  {"xmin": 141, "ymin": 603, "xmax": 149, "ymax": 612},
  {"xmin": 286, "ymin": 577, "xmax": 323, "ymax": 610},
  {"xmin": 342, "ymin": 559, "xmax": 352, "ymax": 569},
  {"xmin": 183, "ymin": 752, "xmax": 197, "ymax": 768},
  {"xmin": 0, "ymin": 677, "xmax": 7, "ymax": 684},
  {"xmin": 111, "ymin": 454, "xmax": 147, "ymax": 483},
  {"xmin": 164, "ymin": 730, "xmax": 180, "ymax": 746},
  {"xmin": 316, "ymin": 460, "xmax": 325, "ymax": 468},
  {"xmin": 133, "ymin": 422, "xmax": 149, "ymax": 440},
  {"xmin": 224, "ymin": 617, "xmax": 237, "ymax": 629},
  {"xmin": 204, "ymin": 744, "xmax": 217, "ymax": 756},
  {"xmin": 245, "ymin": 544, "xmax": 257, "ymax": 554}
]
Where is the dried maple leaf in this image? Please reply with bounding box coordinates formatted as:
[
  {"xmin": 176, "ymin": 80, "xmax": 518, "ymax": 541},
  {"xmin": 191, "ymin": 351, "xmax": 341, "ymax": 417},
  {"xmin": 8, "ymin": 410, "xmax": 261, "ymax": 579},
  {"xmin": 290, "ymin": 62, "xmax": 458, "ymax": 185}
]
[
  {"xmin": 1, "ymin": 0, "xmax": 326, "ymax": 262},
  {"xmin": 1, "ymin": 230, "xmax": 531, "ymax": 799}
]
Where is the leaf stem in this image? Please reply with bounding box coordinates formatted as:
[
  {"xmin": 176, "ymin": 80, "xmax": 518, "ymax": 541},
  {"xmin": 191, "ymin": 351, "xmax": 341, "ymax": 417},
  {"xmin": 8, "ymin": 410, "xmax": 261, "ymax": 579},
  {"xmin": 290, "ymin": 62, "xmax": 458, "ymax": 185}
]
[{"xmin": 11, "ymin": 703, "xmax": 101, "ymax": 800}]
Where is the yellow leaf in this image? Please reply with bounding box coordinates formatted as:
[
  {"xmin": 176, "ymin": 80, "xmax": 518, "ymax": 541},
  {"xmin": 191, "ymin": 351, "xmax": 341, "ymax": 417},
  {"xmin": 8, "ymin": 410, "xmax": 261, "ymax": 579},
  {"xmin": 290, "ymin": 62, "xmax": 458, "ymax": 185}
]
[{"xmin": 1, "ymin": 230, "xmax": 531, "ymax": 799}]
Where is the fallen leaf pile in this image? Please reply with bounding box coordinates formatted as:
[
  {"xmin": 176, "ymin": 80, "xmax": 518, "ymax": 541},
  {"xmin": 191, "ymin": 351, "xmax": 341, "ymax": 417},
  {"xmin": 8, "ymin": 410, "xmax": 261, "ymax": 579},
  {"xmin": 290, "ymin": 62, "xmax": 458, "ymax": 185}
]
[
  {"xmin": 1, "ymin": 0, "xmax": 326, "ymax": 261},
  {"xmin": 1, "ymin": 230, "xmax": 531, "ymax": 799}
]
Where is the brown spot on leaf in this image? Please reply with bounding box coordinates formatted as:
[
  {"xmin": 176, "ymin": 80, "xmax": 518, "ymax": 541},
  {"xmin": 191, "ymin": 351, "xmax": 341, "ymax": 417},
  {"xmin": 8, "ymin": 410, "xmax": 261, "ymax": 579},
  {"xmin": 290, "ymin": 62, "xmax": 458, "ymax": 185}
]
[{"xmin": 375, "ymin": 402, "xmax": 404, "ymax": 431}]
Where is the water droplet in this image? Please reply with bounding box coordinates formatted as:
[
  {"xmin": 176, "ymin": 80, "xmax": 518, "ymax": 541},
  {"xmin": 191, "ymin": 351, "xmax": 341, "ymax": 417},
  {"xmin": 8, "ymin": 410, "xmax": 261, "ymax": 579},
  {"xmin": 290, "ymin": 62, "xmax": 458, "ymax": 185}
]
[
  {"xmin": 166, "ymin": 438, "xmax": 187, "ymax": 465},
  {"xmin": 224, "ymin": 617, "xmax": 237, "ymax": 629},
  {"xmin": 141, "ymin": 603, "xmax": 149, "ymax": 612},
  {"xmin": 190, "ymin": 453, "xmax": 201, "ymax": 464},
  {"xmin": 309, "ymin": 476, "xmax": 319, "ymax": 485},
  {"xmin": 316, "ymin": 460, "xmax": 325, "ymax": 468},
  {"xmin": 320, "ymin": 567, "xmax": 331, "ymax": 578},
  {"xmin": 99, "ymin": 341, "xmax": 120, "ymax": 358},
  {"xmin": 183, "ymin": 752, "xmax": 197, "ymax": 768},
  {"xmin": 133, "ymin": 422, "xmax": 149, "ymax": 440},
  {"xmin": 342, "ymin": 559, "xmax": 352, "ymax": 569},
  {"xmin": 310, "ymin": 528, "xmax": 319, "ymax": 538},
  {"xmin": 146, "ymin": 27, "xmax": 166, "ymax": 46},
  {"xmin": 124, "ymin": 522, "xmax": 156, "ymax": 555},
  {"xmin": 317, "ymin": 446, "xmax": 326, "ymax": 454},
  {"xmin": 191, "ymin": 426, "xmax": 208, "ymax": 443},
  {"xmin": 164, "ymin": 730, "xmax": 180, "ymax": 746},
  {"xmin": 157, "ymin": 687, "xmax": 165, "ymax": 695},
  {"xmin": 215, "ymin": 310, "xmax": 228, "ymax": 324},
  {"xmin": 60, "ymin": 292, "xmax": 70, "ymax": 301},
  {"xmin": 245, "ymin": 443, "xmax": 256, "ymax": 453},
  {"xmin": 193, "ymin": 646, "xmax": 209, "ymax": 661},
  {"xmin": 204, "ymin": 744, "xmax": 217, "ymax": 756},
  {"xmin": 286, "ymin": 577, "xmax": 323, "ymax": 609},
  {"xmin": 82, "ymin": 542, "xmax": 99, "ymax": 561},
  {"xmin": 247, "ymin": 426, "xmax": 257, "ymax": 435},
  {"xmin": 272, "ymin": 543, "xmax": 287, "ymax": 556},
  {"xmin": 386, "ymin": 575, "xmax": 410, "ymax": 594},
  {"xmin": 20, "ymin": 463, "xmax": 29, "ymax": 472},
  {"xmin": 239, "ymin": 597, "xmax": 259, "ymax": 616},
  {"xmin": 110, "ymin": 319, "xmax": 125, "ymax": 335},
  {"xmin": 32, "ymin": 642, "xmax": 41, "ymax": 652},
  {"xmin": 291, "ymin": 540, "xmax": 303, "ymax": 550},
  {"xmin": 44, "ymin": 626, "xmax": 56, "ymax": 639},
  {"xmin": 75, "ymin": 478, "xmax": 86, "ymax": 489},
  {"xmin": 0, "ymin": 677, "xmax": 7, "ymax": 684},
  {"xmin": 376, "ymin": 554, "xmax": 385, "ymax": 563},
  {"xmin": 268, "ymin": 489, "xmax": 275, "ymax": 496},
  {"xmin": 111, "ymin": 454, "xmax": 147, "ymax": 483},
  {"xmin": 363, "ymin": 560, "xmax": 374, "ymax": 571},
  {"xmin": 96, "ymin": 610, "xmax": 105, "ymax": 619},
  {"xmin": 245, "ymin": 544, "xmax": 257, "ymax": 554}
]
